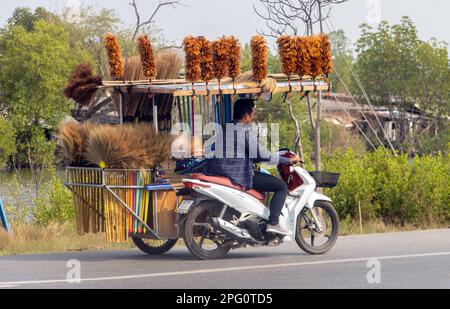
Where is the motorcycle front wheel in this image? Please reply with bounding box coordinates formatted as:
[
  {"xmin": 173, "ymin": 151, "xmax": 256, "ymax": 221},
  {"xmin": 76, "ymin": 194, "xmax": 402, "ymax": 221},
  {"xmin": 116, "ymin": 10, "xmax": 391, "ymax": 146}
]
[
  {"xmin": 295, "ymin": 201, "xmax": 340, "ymax": 255},
  {"xmin": 183, "ymin": 201, "xmax": 233, "ymax": 260}
]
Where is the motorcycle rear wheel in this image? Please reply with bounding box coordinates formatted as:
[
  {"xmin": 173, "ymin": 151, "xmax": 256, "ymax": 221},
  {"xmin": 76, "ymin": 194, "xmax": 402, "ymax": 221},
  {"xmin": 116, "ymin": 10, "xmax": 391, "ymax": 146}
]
[
  {"xmin": 183, "ymin": 201, "xmax": 233, "ymax": 260},
  {"xmin": 295, "ymin": 201, "xmax": 340, "ymax": 255}
]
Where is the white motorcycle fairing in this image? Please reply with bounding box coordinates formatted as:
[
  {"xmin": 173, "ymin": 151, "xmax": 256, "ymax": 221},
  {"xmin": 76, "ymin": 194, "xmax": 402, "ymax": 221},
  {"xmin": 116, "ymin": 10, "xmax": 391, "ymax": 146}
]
[
  {"xmin": 183, "ymin": 165, "xmax": 334, "ymax": 243},
  {"xmin": 185, "ymin": 179, "xmax": 270, "ymax": 219}
]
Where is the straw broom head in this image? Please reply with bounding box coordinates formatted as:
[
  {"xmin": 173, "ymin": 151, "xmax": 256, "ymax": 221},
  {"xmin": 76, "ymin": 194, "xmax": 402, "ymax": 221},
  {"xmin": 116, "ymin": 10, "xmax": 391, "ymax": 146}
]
[
  {"xmin": 183, "ymin": 36, "xmax": 202, "ymax": 83},
  {"xmin": 198, "ymin": 36, "xmax": 214, "ymax": 82},
  {"xmin": 250, "ymin": 35, "xmax": 268, "ymax": 81},
  {"xmin": 57, "ymin": 121, "xmax": 95, "ymax": 165},
  {"xmin": 137, "ymin": 34, "xmax": 157, "ymax": 80},
  {"xmin": 156, "ymin": 51, "xmax": 183, "ymax": 79},
  {"xmin": 320, "ymin": 34, "xmax": 333, "ymax": 76},
  {"xmin": 212, "ymin": 37, "xmax": 231, "ymax": 81},
  {"xmin": 64, "ymin": 63, "xmax": 102, "ymax": 107},
  {"xmin": 277, "ymin": 36, "xmax": 298, "ymax": 77},
  {"xmin": 234, "ymin": 71, "xmax": 278, "ymax": 93},
  {"xmin": 85, "ymin": 124, "xmax": 172, "ymax": 169},
  {"xmin": 104, "ymin": 33, "xmax": 124, "ymax": 79},
  {"xmin": 227, "ymin": 36, "xmax": 242, "ymax": 80}
]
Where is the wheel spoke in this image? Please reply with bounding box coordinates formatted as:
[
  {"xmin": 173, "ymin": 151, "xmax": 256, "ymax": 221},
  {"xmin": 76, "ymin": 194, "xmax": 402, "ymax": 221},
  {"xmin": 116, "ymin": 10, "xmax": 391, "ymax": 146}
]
[
  {"xmin": 199, "ymin": 235, "xmax": 206, "ymax": 248},
  {"xmin": 311, "ymin": 234, "xmax": 315, "ymax": 246}
]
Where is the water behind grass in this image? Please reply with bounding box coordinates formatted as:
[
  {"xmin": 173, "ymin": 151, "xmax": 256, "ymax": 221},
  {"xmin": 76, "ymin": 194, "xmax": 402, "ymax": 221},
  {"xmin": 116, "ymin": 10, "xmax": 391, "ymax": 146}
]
[{"xmin": 0, "ymin": 169, "xmax": 66, "ymax": 208}]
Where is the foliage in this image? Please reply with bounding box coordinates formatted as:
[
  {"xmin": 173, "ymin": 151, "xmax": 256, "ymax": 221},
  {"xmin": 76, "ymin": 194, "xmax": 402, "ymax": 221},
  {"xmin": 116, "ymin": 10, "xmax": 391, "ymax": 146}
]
[
  {"xmin": 33, "ymin": 168, "xmax": 74, "ymax": 227},
  {"xmin": 324, "ymin": 148, "xmax": 450, "ymax": 226},
  {"xmin": 353, "ymin": 17, "xmax": 450, "ymax": 152},
  {"xmin": 0, "ymin": 118, "xmax": 16, "ymax": 169},
  {"xmin": 0, "ymin": 20, "xmax": 91, "ymax": 170},
  {"xmin": 328, "ymin": 30, "xmax": 354, "ymax": 93}
]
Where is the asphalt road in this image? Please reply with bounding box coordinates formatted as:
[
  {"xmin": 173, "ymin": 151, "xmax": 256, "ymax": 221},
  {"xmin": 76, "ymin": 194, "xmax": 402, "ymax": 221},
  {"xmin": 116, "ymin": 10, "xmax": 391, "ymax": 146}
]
[{"xmin": 0, "ymin": 229, "xmax": 449, "ymax": 289}]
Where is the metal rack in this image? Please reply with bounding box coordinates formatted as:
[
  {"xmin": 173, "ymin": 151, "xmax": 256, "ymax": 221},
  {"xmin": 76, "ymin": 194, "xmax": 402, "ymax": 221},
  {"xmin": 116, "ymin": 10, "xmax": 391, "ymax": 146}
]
[{"xmin": 65, "ymin": 167, "xmax": 180, "ymax": 243}]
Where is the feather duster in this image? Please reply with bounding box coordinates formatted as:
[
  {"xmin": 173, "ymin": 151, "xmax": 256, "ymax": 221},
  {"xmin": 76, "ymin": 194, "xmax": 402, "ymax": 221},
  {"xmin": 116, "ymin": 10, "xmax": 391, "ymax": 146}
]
[
  {"xmin": 320, "ymin": 34, "xmax": 333, "ymax": 76},
  {"xmin": 198, "ymin": 36, "xmax": 214, "ymax": 82},
  {"xmin": 137, "ymin": 34, "xmax": 157, "ymax": 80},
  {"xmin": 64, "ymin": 63, "xmax": 102, "ymax": 106},
  {"xmin": 296, "ymin": 36, "xmax": 311, "ymax": 78},
  {"xmin": 277, "ymin": 36, "xmax": 298, "ymax": 77},
  {"xmin": 308, "ymin": 36, "xmax": 323, "ymax": 78},
  {"xmin": 183, "ymin": 36, "xmax": 202, "ymax": 82},
  {"xmin": 104, "ymin": 33, "xmax": 124, "ymax": 79},
  {"xmin": 212, "ymin": 37, "xmax": 230, "ymax": 81},
  {"xmin": 250, "ymin": 35, "xmax": 268, "ymax": 81},
  {"xmin": 227, "ymin": 36, "xmax": 242, "ymax": 80}
]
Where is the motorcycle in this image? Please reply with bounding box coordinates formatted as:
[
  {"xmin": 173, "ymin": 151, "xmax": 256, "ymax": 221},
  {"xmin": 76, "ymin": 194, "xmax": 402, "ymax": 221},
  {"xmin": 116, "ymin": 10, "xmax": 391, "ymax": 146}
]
[{"xmin": 178, "ymin": 149, "xmax": 341, "ymax": 260}]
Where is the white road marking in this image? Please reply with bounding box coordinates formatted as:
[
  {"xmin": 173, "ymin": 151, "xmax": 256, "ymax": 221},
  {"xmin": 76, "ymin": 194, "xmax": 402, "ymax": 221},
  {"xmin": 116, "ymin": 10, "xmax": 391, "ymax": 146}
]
[
  {"xmin": 1, "ymin": 251, "xmax": 450, "ymax": 287},
  {"xmin": 0, "ymin": 285, "xmax": 19, "ymax": 288}
]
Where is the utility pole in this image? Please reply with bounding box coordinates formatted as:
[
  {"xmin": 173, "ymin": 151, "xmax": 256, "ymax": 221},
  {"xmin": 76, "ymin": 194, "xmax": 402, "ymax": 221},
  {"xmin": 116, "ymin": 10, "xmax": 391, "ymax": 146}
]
[{"xmin": 316, "ymin": 0, "xmax": 323, "ymax": 172}]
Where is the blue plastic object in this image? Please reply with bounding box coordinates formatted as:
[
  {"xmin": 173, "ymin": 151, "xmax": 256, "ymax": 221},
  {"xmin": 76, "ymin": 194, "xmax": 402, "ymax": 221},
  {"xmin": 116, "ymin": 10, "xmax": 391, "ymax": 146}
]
[{"xmin": 0, "ymin": 198, "xmax": 11, "ymax": 232}]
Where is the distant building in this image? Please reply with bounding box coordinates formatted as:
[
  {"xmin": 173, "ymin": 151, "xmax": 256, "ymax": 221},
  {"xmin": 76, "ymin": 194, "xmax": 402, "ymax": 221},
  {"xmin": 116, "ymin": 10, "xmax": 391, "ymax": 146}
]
[{"xmin": 320, "ymin": 93, "xmax": 440, "ymax": 148}]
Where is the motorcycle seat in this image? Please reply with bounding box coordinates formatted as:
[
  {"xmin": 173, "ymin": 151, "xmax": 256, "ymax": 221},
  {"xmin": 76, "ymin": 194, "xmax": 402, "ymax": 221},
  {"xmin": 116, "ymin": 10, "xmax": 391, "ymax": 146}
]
[{"xmin": 190, "ymin": 174, "xmax": 267, "ymax": 203}]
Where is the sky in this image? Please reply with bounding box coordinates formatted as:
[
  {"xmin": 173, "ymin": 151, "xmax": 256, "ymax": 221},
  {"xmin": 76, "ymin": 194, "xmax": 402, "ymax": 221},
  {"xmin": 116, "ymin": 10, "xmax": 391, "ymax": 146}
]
[{"xmin": 1, "ymin": 0, "xmax": 449, "ymax": 48}]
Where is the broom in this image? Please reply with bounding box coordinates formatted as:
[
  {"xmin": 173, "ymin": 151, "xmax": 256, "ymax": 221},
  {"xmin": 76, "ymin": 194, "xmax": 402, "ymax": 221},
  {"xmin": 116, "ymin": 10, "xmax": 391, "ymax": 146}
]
[{"xmin": 64, "ymin": 63, "xmax": 103, "ymax": 107}]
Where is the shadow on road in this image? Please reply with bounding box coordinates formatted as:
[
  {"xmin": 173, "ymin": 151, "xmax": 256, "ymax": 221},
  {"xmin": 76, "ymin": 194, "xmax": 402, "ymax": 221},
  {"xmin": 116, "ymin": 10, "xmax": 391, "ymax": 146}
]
[{"xmin": 0, "ymin": 248, "xmax": 310, "ymax": 263}]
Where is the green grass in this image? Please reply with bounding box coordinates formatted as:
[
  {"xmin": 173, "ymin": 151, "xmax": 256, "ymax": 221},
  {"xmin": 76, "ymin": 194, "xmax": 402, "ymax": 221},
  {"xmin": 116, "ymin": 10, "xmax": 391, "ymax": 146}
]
[
  {"xmin": 339, "ymin": 217, "xmax": 449, "ymax": 236},
  {"xmin": 0, "ymin": 223, "xmax": 134, "ymax": 256}
]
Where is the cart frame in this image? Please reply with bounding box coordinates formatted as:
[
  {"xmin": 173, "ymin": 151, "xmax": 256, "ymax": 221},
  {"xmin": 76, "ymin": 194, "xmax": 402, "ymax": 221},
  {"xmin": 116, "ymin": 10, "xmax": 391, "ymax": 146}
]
[{"xmin": 64, "ymin": 167, "xmax": 180, "ymax": 241}]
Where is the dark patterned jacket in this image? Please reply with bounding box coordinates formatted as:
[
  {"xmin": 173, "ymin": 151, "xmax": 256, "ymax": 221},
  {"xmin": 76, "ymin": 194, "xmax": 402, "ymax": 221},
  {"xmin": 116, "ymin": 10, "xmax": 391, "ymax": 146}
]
[{"xmin": 204, "ymin": 122, "xmax": 290, "ymax": 189}]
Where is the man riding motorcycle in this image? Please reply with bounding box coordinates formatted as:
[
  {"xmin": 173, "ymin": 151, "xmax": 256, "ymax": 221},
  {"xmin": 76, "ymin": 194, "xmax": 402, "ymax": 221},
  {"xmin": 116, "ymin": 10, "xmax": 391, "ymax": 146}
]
[{"xmin": 205, "ymin": 99, "xmax": 301, "ymax": 235}]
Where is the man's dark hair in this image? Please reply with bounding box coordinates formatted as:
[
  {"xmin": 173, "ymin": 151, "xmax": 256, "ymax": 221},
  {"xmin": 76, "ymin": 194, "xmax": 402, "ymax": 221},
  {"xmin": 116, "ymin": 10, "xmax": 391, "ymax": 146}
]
[{"xmin": 233, "ymin": 99, "xmax": 255, "ymax": 121}]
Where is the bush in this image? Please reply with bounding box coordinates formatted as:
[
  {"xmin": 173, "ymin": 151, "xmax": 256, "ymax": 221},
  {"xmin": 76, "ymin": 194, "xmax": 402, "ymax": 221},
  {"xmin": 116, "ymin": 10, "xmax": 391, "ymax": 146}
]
[
  {"xmin": 33, "ymin": 168, "xmax": 74, "ymax": 227},
  {"xmin": 324, "ymin": 148, "xmax": 450, "ymax": 226},
  {"xmin": 0, "ymin": 117, "xmax": 16, "ymax": 170}
]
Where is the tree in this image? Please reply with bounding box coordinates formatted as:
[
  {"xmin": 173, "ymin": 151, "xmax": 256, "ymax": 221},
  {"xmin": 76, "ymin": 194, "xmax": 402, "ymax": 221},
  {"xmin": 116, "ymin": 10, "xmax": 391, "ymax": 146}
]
[
  {"xmin": 0, "ymin": 117, "xmax": 16, "ymax": 170},
  {"xmin": 354, "ymin": 17, "xmax": 450, "ymax": 153},
  {"xmin": 254, "ymin": 0, "xmax": 349, "ymax": 171},
  {"xmin": 1, "ymin": 7, "xmax": 60, "ymax": 33},
  {"xmin": 254, "ymin": 0, "xmax": 348, "ymax": 37},
  {"xmin": 328, "ymin": 30, "xmax": 353, "ymax": 93},
  {"xmin": 0, "ymin": 20, "xmax": 91, "ymax": 187},
  {"xmin": 129, "ymin": 0, "xmax": 184, "ymax": 41}
]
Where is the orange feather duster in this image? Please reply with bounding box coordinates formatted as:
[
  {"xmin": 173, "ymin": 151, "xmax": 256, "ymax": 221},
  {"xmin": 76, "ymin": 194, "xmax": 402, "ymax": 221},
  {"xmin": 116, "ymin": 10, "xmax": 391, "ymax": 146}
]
[
  {"xmin": 296, "ymin": 36, "xmax": 311, "ymax": 78},
  {"xmin": 277, "ymin": 35, "xmax": 298, "ymax": 77},
  {"xmin": 227, "ymin": 36, "xmax": 242, "ymax": 80},
  {"xmin": 212, "ymin": 37, "xmax": 230, "ymax": 81},
  {"xmin": 308, "ymin": 36, "xmax": 323, "ymax": 78},
  {"xmin": 104, "ymin": 33, "xmax": 124, "ymax": 79},
  {"xmin": 183, "ymin": 36, "xmax": 202, "ymax": 83},
  {"xmin": 198, "ymin": 36, "xmax": 214, "ymax": 83},
  {"xmin": 137, "ymin": 35, "xmax": 157, "ymax": 80},
  {"xmin": 320, "ymin": 34, "xmax": 333, "ymax": 77},
  {"xmin": 250, "ymin": 35, "xmax": 268, "ymax": 81}
]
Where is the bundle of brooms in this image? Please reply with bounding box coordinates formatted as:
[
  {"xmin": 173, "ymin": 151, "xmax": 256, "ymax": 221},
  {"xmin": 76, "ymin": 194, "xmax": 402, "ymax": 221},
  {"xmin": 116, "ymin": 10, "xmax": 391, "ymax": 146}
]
[{"xmin": 58, "ymin": 121, "xmax": 172, "ymax": 170}]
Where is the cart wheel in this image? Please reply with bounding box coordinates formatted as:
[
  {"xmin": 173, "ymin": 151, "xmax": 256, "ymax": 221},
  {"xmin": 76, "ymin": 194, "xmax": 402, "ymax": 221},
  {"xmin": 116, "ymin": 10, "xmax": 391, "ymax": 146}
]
[{"xmin": 132, "ymin": 237, "xmax": 178, "ymax": 255}]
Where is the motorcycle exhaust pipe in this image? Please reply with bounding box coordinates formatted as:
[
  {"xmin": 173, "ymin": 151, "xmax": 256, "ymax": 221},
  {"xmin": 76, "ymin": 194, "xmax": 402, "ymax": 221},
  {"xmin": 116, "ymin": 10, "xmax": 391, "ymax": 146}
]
[{"xmin": 210, "ymin": 218, "xmax": 264, "ymax": 246}]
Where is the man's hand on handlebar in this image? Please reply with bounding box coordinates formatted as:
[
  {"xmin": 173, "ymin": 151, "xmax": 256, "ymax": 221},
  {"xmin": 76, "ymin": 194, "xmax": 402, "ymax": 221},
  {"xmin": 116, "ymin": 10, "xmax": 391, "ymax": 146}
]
[{"xmin": 289, "ymin": 154, "xmax": 303, "ymax": 165}]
